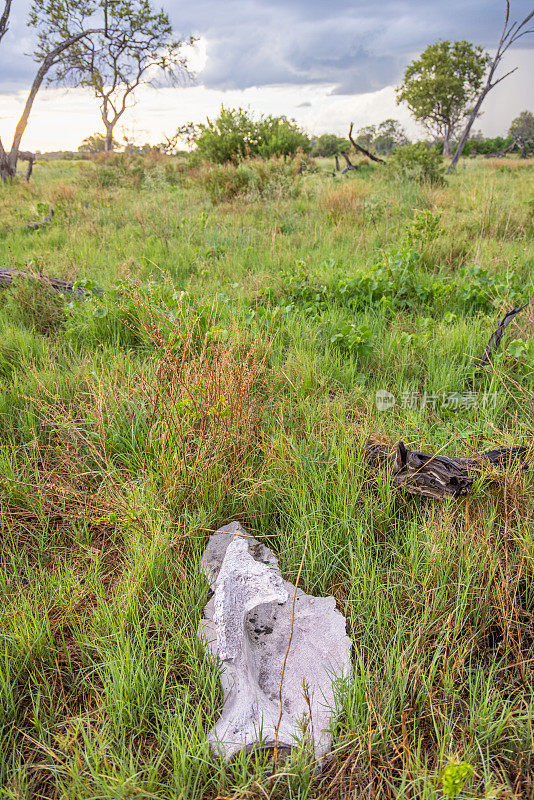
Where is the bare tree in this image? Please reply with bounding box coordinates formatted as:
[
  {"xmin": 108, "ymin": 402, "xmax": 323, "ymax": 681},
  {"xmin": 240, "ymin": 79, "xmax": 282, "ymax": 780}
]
[
  {"xmin": 449, "ymin": 2, "xmax": 534, "ymax": 172},
  {"xmin": 0, "ymin": 0, "xmax": 102, "ymax": 181},
  {"xmin": 0, "ymin": 0, "xmax": 12, "ymax": 43},
  {"xmin": 38, "ymin": 0, "xmax": 195, "ymax": 151}
]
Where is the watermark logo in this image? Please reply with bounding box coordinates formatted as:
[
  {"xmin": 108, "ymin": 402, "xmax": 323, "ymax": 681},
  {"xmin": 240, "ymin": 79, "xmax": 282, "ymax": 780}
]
[
  {"xmin": 376, "ymin": 390, "xmax": 498, "ymax": 412},
  {"xmin": 375, "ymin": 390, "xmax": 396, "ymax": 411}
]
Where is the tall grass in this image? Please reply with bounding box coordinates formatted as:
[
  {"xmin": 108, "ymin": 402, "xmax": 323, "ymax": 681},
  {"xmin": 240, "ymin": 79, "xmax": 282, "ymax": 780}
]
[{"xmin": 0, "ymin": 154, "xmax": 533, "ymax": 799}]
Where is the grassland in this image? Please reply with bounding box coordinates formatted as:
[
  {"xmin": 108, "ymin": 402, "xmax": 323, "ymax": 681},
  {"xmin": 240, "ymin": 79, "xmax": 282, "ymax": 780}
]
[{"xmin": 0, "ymin": 153, "xmax": 533, "ymax": 799}]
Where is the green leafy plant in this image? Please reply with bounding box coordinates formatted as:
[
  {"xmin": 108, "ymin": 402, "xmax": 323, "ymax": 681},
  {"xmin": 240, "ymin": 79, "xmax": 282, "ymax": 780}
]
[
  {"xmin": 327, "ymin": 321, "xmax": 372, "ymax": 357},
  {"xmin": 388, "ymin": 143, "xmax": 446, "ymax": 185},
  {"xmin": 441, "ymin": 761, "xmax": 474, "ymax": 798},
  {"xmin": 191, "ymin": 106, "xmax": 311, "ymax": 163},
  {"xmin": 406, "ymin": 209, "xmax": 442, "ymax": 245}
]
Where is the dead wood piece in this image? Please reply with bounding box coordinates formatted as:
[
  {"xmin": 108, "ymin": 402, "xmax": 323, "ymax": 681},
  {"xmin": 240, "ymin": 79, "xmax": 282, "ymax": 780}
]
[
  {"xmin": 25, "ymin": 208, "xmax": 54, "ymax": 230},
  {"xmin": 474, "ymin": 302, "xmax": 529, "ymax": 375},
  {"xmin": 348, "ymin": 122, "xmax": 385, "ymax": 164},
  {"xmin": 339, "ymin": 150, "xmax": 357, "ymax": 173},
  {"xmin": 483, "ymin": 141, "xmax": 516, "ymax": 158},
  {"xmin": 18, "ymin": 150, "xmax": 36, "ymax": 181},
  {"xmin": 0, "ymin": 267, "xmax": 84, "ymax": 296},
  {"xmin": 334, "ymin": 154, "xmax": 340, "ymax": 172},
  {"xmin": 366, "ymin": 440, "xmax": 527, "ymax": 499}
]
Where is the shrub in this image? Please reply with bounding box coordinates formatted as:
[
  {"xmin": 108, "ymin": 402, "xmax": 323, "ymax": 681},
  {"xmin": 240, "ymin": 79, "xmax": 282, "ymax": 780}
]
[
  {"xmin": 192, "ymin": 107, "xmax": 311, "ymax": 163},
  {"xmin": 388, "ymin": 143, "xmax": 446, "ymax": 186},
  {"xmin": 194, "ymin": 158, "xmax": 300, "ymax": 203},
  {"xmin": 310, "ymin": 133, "xmax": 351, "ymax": 157},
  {"xmin": 83, "ymin": 153, "xmax": 183, "ymax": 189}
]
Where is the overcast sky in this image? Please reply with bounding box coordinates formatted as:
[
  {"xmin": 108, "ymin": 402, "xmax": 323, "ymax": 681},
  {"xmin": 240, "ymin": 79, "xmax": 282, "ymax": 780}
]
[{"xmin": 1, "ymin": 0, "xmax": 533, "ymax": 151}]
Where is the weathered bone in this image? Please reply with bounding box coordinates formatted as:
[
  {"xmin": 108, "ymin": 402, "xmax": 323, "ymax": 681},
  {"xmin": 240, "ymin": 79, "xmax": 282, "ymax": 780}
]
[{"xmin": 199, "ymin": 521, "xmax": 352, "ymax": 763}]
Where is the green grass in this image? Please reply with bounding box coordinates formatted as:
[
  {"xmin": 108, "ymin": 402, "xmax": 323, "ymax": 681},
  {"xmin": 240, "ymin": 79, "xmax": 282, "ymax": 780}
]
[{"xmin": 0, "ymin": 152, "xmax": 533, "ymax": 799}]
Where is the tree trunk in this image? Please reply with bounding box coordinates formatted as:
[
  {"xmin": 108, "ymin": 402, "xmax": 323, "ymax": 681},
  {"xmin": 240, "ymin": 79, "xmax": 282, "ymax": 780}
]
[
  {"xmin": 442, "ymin": 129, "xmax": 451, "ymax": 158},
  {"xmin": 448, "ymin": 86, "xmax": 490, "ymax": 172},
  {"xmin": 104, "ymin": 124, "xmax": 115, "ymax": 152},
  {"xmin": 1, "ymin": 27, "xmax": 101, "ymax": 180},
  {"xmin": 0, "ymin": 158, "xmax": 12, "ymax": 181},
  {"xmin": 0, "ymin": 137, "xmax": 14, "ymax": 181},
  {"xmin": 0, "ymin": 0, "xmax": 12, "ymax": 44}
]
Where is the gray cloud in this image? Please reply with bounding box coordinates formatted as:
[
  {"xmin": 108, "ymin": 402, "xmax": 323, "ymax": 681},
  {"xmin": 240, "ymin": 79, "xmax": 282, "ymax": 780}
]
[
  {"xmin": 1, "ymin": 0, "xmax": 533, "ymax": 96},
  {"xmin": 178, "ymin": 0, "xmax": 534, "ymax": 93}
]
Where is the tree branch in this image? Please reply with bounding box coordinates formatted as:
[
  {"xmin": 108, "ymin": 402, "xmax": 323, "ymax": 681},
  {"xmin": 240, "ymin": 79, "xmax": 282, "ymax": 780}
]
[
  {"xmin": 449, "ymin": 2, "xmax": 534, "ymax": 172},
  {"xmin": 0, "ymin": 0, "xmax": 11, "ymax": 43},
  {"xmin": 348, "ymin": 122, "xmax": 385, "ymax": 164}
]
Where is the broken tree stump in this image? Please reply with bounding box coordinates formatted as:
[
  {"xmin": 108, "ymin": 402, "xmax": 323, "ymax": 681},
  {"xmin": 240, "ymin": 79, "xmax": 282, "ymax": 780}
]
[{"xmin": 366, "ymin": 440, "xmax": 528, "ymax": 499}]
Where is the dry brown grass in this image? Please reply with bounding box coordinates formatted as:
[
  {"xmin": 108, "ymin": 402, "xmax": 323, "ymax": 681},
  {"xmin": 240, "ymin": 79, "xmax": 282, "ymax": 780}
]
[{"xmin": 322, "ymin": 181, "xmax": 370, "ymax": 223}]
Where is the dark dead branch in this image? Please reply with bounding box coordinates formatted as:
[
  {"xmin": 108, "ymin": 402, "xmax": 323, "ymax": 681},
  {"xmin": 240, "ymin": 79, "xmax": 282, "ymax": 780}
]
[
  {"xmin": 348, "ymin": 122, "xmax": 385, "ymax": 164},
  {"xmin": 0, "ymin": 0, "xmax": 11, "ymax": 43},
  {"xmin": 334, "ymin": 154, "xmax": 340, "ymax": 172},
  {"xmin": 449, "ymin": 2, "xmax": 534, "ymax": 171},
  {"xmin": 0, "ymin": 267, "xmax": 84, "ymax": 296},
  {"xmin": 25, "ymin": 208, "xmax": 54, "ymax": 230},
  {"xmin": 366, "ymin": 440, "xmax": 528, "ymax": 499},
  {"xmin": 339, "ymin": 150, "xmax": 357, "ymax": 173},
  {"xmin": 474, "ymin": 302, "xmax": 529, "ymax": 375},
  {"xmin": 18, "ymin": 150, "xmax": 36, "ymax": 180}
]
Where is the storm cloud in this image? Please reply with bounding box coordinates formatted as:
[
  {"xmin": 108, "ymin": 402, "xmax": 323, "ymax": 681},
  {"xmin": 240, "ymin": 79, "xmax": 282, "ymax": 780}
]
[
  {"xmin": 177, "ymin": 0, "xmax": 534, "ymax": 93},
  {"xmin": 1, "ymin": 0, "xmax": 533, "ymax": 96}
]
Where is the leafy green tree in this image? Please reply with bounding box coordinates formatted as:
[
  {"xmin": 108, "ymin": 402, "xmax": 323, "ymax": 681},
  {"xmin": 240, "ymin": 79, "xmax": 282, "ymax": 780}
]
[
  {"xmin": 31, "ymin": 0, "xmax": 195, "ymax": 151},
  {"xmin": 509, "ymin": 110, "xmax": 534, "ymax": 155},
  {"xmin": 352, "ymin": 120, "xmax": 407, "ymax": 156},
  {"xmin": 354, "ymin": 125, "xmax": 376, "ymax": 149},
  {"xmin": 256, "ymin": 115, "xmax": 310, "ymax": 159},
  {"xmin": 191, "ymin": 107, "xmax": 310, "ymax": 164},
  {"xmin": 310, "ymin": 134, "xmax": 351, "ymax": 157},
  {"xmin": 373, "ymin": 119, "xmax": 408, "ymax": 154},
  {"xmin": 396, "ymin": 40, "xmax": 490, "ymax": 156}
]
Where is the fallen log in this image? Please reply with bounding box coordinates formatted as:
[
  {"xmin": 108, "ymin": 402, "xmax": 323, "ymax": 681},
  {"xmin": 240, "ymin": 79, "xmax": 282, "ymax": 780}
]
[
  {"xmin": 483, "ymin": 141, "xmax": 516, "ymax": 159},
  {"xmin": 0, "ymin": 267, "xmax": 84, "ymax": 296},
  {"xmin": 474, "ymin": 302, "xmax": 530, "ymax": 376},
  {"xmin": 348, "ymin": 122, "xmax": 385, "ymax": 164},
  {"xmin": 366, "ymin": 440, "xmax": 528, "ymax": 499}
]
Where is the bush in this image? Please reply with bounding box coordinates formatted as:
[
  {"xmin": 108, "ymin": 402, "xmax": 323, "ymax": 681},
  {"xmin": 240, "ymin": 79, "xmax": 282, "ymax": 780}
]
[
  {"xmin": 193, "ymin": 107, "xmax": 311, "ymax": 164},
  {"xmin": 388, "ymin": 143, "xmax": 446, "ymax": 186},
  {"xmin": 194, "ymin": 158, "xmax": 302, "ymax": 203},
  {"xmin": 83, "ymin": 152, "xmax": 184, "ymax": 189}
]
